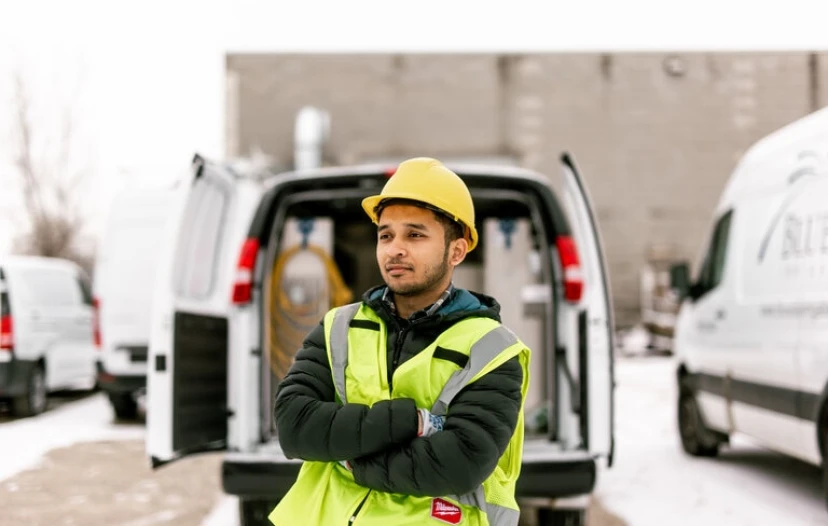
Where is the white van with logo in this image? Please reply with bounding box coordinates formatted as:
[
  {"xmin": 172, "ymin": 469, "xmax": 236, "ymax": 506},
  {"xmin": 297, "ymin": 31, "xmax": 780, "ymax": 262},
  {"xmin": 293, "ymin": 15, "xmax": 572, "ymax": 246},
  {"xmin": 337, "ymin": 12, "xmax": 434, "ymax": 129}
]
[
  {"xmin": 146, "ymin": 153, "xmax": 615, "ymax": 525},
  {"xmin": 671, "ymin": 107, "xmax": 828, "ymax": 501},
  {"xmin": 93, "ymin": 184, "xmax": 176, "ymax": 419},
  {"xmin": 0, "ymin": 255, "xmax": 97, "ymax": 416}
]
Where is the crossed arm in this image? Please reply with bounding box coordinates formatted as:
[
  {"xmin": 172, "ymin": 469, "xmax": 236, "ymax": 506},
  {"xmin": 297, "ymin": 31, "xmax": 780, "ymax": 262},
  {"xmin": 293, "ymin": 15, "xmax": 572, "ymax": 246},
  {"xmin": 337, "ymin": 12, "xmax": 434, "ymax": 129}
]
[{"xmin": 273, "ymin": 322, "xmax": 524, "ymax": 497}]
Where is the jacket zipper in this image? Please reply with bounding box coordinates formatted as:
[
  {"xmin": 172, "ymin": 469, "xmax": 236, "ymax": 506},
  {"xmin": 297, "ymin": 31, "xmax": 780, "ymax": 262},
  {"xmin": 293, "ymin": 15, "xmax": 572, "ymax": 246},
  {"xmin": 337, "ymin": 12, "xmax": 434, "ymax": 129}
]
[
  {"xmin": 348, "ymin": 491, "xmax": 371, "ymax": 524},
  {"xmin": 389, "ymin": 323, "xmax": 409, "ymax": 390},
  {"xmin": 389, "ymin": 316, "xmax": 432, "ymax": 390}
]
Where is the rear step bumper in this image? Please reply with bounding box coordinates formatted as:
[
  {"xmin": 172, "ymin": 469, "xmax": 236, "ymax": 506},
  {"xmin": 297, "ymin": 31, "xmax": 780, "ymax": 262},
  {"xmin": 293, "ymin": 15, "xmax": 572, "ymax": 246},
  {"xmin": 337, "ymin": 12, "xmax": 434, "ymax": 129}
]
[
  {"xmin": 516, "ymin": 458, "xmax": 596, "ymax": 498},
  {"xmin": 223, "ymin": 457, "xmax": 301, "ymax": 499},
  {"xmin": 222, "ymin": 456, "xmax": 596, "ymax": 500}
]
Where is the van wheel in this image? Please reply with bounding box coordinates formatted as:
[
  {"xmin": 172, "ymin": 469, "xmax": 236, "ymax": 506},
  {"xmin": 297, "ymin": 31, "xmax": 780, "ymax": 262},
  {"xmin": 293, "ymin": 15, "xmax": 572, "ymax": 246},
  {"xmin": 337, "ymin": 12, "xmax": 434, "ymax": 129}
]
[
  {"xmin": 108, "ymin": 392, "xmax": 138, "ymax": 420},
  {"xmin": 239, "ymin": 498, "xmax": 278, "ymax": 526},
  {"xmin": 678, "ymin": 390, "xmax": 720, "ymax": 457},
  {"xmin": 536, "ymin": 508, "xmax": 586, "ymax": 526},
  {"xmin": 11, "ymin": 365, "xmax": 47, "ymax": 417}
]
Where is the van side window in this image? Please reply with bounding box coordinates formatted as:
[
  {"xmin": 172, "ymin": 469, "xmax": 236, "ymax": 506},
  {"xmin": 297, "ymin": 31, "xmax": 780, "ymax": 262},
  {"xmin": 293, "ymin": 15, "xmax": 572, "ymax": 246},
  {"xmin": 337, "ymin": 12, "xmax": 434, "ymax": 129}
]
[
  {"xmin": 696, "ymin": 210, "xmax": 733, "ymax": 297},
  {"xmin": 172, "ymin": 176, "xmax": 230, "ymax": 299}
]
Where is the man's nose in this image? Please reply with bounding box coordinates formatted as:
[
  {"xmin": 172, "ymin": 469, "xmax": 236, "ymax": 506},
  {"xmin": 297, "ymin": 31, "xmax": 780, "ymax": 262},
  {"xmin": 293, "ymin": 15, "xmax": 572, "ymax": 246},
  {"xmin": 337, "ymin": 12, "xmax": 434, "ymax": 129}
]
[{"xmin": 385, "ymin": 238, "xmax": 406, "ymax": 257}]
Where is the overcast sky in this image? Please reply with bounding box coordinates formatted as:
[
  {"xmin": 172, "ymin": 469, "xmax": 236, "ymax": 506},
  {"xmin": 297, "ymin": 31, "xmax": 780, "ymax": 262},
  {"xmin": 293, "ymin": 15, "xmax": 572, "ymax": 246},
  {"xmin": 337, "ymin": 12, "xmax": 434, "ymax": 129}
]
[{"xmin": 1, "ymin": 0, "xmax": 827, "ymax": 254}]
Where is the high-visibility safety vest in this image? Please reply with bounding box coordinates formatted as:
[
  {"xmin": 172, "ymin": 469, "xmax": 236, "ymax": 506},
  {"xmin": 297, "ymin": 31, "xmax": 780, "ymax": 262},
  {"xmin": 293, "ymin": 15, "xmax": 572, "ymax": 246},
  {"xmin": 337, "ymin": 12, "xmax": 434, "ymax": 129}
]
[{"xmin": 269, "ymin": 302, "xmax": 531, "ymax": 526}]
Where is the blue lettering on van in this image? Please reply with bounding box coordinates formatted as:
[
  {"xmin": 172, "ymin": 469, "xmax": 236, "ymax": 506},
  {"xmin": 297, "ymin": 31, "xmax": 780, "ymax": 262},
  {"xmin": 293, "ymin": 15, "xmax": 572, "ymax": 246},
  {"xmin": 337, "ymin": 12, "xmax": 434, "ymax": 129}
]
[
  {"xmin": 758, "ymin": 155, "xmax": 826, "ymax": 264},
  {"xmin": 781, "ymin": 212, "xmax": 828, "ymax": 260}
]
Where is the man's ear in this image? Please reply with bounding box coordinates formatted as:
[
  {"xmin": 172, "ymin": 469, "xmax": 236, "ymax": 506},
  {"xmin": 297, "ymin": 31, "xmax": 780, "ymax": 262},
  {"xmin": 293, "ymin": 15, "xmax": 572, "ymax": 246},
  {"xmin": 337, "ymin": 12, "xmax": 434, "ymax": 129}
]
[{"xmin": 448, "ymin": 238, "xmax": 469, "ymax": 267}]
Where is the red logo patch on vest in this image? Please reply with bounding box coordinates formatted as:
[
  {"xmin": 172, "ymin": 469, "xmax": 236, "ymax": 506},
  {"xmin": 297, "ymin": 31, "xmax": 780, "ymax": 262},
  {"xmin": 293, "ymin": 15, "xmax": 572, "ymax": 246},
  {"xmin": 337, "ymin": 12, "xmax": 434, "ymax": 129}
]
[{"xmin": 431, "ymin": 498, "xmax": 462, "ymax": 524}]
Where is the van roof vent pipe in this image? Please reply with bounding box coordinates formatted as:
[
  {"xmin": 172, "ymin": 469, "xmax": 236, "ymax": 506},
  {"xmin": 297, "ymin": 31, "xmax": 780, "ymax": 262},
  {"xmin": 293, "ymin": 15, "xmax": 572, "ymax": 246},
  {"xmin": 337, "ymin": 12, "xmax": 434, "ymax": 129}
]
[{"xmin": 294, "ymin": 106, "xmax": 331, "ymax": 171}]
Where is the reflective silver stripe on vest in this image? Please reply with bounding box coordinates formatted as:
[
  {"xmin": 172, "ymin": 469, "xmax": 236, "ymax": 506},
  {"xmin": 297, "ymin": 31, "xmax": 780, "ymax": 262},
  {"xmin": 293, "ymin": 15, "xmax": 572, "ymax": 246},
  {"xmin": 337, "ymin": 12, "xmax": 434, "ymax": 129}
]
[
  {"xmin": 451, "ymin": 487, "xmax": 520, "ymax": 526},
  {"xmin": 430, "ymin": 325, "xmax": 519, "ymax": 417},
  {"xmin": 329, "ymin": 302, "xmax": 361, "ymax": 404}
]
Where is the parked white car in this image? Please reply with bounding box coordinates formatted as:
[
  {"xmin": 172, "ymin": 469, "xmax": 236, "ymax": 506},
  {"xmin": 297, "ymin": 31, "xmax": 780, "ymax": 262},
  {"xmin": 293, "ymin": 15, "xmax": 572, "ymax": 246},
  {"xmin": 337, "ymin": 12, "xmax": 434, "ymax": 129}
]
[
  {"xmin": 145, "ymin": 152, "xmax": 615, "ymax": 525},
  {"xmin": 0, "ymin": 255, "xmax": 97, "ymax": 416},
  {"xmin": 671, "ymin": 106, "xmax": 828, "ymax": 502},
  {"xmin": 93, "ymin": 184, "xmax": 176, "ymax": 419}
]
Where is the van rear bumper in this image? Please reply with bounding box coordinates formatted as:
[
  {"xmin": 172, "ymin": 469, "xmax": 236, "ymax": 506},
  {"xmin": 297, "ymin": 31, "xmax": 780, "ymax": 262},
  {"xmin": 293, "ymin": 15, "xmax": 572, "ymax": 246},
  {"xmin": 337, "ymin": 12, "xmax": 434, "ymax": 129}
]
[
  {"xmin": 96, "ymin": 362, "xmax": 145, "ymax": 394},
  {"xmin": 0, "ymin": 358, "xmax": 36, "ymax": 398},
  {"xmin": 221, "ymin": 455, "xmax": 596, "ymax": 501}
]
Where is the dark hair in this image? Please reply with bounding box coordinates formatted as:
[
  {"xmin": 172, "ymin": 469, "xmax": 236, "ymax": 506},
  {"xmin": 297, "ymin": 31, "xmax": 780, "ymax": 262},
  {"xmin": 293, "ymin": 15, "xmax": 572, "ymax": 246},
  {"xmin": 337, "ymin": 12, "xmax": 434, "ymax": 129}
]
[{"xmin": 374, "ymin": 198, "xmax": 466, "ymax": 247}]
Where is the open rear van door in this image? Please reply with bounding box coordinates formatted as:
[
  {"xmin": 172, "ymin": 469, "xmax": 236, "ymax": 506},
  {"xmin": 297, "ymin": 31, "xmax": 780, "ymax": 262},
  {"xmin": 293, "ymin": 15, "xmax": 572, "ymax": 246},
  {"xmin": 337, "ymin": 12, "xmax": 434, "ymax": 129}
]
[
  {"xmin": 560, "ymin": 153, "xmax": 616, "ymax": 465},
  {"xmin": 147, "ymin": 155, "xmax": 237, "ymax": 467}
]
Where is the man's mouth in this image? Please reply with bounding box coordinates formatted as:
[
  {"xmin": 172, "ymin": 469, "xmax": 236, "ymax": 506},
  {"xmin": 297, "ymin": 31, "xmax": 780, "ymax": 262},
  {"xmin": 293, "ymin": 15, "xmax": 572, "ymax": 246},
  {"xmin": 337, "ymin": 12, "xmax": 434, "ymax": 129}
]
[{"xmin": 386, "ymin": 265, "xmax": 412, "ymax": 275}]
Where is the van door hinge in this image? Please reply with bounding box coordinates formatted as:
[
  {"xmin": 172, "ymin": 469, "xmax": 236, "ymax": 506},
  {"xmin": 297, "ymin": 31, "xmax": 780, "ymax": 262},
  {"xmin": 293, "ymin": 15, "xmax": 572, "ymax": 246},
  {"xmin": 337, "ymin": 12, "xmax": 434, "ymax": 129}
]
[{"xmin": 191, "ymin": 154, "xmax": 205, "ymax": 178}]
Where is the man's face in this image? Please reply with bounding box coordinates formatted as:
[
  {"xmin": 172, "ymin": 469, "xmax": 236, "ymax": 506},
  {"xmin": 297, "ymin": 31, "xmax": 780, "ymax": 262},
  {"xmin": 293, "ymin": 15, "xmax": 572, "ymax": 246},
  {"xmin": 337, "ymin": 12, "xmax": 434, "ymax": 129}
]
[{"xmin": 376, "ymin": 204, "xmax": 452, "ymax": 297}]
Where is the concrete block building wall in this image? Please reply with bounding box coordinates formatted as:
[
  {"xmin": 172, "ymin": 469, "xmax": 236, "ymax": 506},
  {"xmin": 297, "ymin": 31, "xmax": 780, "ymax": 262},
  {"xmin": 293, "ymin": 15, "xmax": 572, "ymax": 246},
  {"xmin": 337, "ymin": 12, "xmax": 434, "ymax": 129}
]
[{"xmin": 226, "ymin": 52, "xmax": 826, "ymax": 326}]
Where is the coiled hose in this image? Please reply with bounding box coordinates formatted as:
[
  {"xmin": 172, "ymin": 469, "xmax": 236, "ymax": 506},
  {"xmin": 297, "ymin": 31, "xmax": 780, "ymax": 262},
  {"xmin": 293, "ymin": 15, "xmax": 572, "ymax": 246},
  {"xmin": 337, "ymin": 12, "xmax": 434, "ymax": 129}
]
[{"xmin": 267, "ymin": 243, "xmax": 353, "ymax": 379}]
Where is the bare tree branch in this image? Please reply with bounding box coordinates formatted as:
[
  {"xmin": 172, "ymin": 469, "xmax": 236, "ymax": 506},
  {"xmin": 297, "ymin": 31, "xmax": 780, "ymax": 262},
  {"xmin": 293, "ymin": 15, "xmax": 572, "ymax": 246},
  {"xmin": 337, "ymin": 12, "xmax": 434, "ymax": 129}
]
[
  {"xmin": 12, "ymin": 73, "xmax": 46, "ymax": 225},
  {"xmin": 7, "ymin": 64, "xmax": 94, "ymax": 274}
]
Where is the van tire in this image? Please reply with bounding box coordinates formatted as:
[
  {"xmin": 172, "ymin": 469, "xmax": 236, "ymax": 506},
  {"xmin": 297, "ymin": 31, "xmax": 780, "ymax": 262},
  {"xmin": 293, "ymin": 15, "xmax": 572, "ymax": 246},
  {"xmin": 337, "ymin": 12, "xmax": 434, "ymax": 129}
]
[
  {"xmin": 108, "ymin": 392, "xmax": 138, "ymax": 420},
  {"xmin": 239, "ymin": 498, "xmax": 278, "ymax": 526},
  {"xmin": 11, "ymin": 364, "xmax": 47, "ymax": 418},
  {"xmin": 678, "ymin": 390, "xmax": 720, "ymax": 457},
  {"xmin": 536, "ymin": 508, "xmax": 586, "ymax": 526}
]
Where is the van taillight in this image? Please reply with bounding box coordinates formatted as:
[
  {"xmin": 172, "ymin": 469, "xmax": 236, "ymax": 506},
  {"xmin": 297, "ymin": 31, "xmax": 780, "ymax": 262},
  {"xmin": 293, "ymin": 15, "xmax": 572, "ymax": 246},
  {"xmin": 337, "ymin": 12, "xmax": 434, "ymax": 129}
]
[
  {"xmin": 232, "ymin": 238, "xmax": 260, "ymax": 305},
  {"xmin": 0, "ymin": 315, "xmax": 13, "ymax": 352},
  {"xmin": 556, "ymin": 235, "xmax": 584, "ymax": 303},
  {"xmin": 92, "ymin": 297, "xmax": 102, "ymax": 349}
]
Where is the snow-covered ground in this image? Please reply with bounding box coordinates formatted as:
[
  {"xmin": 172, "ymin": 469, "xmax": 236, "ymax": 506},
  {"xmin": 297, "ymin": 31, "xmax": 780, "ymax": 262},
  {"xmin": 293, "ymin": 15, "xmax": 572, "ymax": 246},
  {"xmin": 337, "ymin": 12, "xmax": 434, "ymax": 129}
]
[
  {"xmin": 201, "ymin": 494, "xmax": 240, "ymax": 526},
  {"xmin": 0, "ymin": 392, "xmax": 144, "ymax": 482},
  {"xmin": 1, "ymin": 358, "xmax": 824, "ymax": 526},
  {"xmin": 595, "ymin": 355, "xmax": 825, "ymax": 526}
]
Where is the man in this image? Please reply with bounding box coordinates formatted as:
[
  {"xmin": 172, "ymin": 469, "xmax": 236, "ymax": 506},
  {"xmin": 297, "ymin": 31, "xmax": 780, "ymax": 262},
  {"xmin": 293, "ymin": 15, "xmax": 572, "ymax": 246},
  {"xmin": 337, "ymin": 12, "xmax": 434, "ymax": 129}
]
[{"xmin": 269, "ymin": 157, "xmax": 532, "ymax": 525}]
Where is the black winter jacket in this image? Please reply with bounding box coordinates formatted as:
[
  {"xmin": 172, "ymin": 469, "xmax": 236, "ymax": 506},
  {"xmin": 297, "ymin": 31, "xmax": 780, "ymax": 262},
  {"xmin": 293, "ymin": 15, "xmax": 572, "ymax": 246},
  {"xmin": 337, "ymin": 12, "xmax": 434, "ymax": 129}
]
[{"xmin": 273, "ymin": 285, "xmax": 524, "ymax": 497}]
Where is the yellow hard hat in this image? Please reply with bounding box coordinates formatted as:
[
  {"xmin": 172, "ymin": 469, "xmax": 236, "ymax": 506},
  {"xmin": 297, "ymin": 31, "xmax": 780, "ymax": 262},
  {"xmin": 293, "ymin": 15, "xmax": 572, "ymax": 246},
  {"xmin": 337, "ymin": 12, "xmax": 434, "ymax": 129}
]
[{"xmin": 362, "ymin": 157, "xmax": 478, "ymax": 251}]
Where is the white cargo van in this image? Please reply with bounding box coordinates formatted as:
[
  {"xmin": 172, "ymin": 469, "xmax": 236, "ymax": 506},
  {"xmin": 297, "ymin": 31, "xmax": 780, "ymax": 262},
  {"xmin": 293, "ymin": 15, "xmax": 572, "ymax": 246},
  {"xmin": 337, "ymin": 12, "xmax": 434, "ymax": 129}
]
[
  {"xmin": 671, "ymin": 107, "xmax": 828, "ymax": 502},
  {"xmin": 93, "ymin": 184, "xmax": 176, "ymax": 419},
  {"xmin": 0, "ymin": 255, "xmax": 97, "ymax": 416},
  {"xmin": 146, "ymin": 153, "xmax": 615, "ymax": 525}
]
